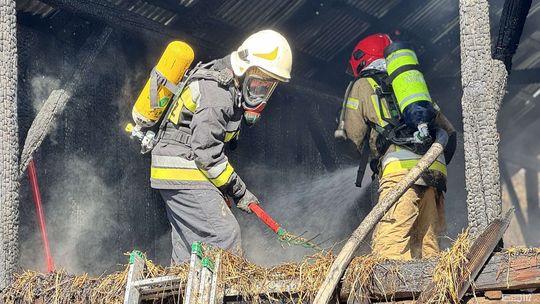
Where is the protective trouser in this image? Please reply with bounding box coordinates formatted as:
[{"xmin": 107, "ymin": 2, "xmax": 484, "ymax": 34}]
[
  {"xmin": 160, "ymin": 188, "xmax": 242, "ymax": 264},
  {"xmin": 372, "ymin": 173, "xmax": 446, "ymax": 260}
]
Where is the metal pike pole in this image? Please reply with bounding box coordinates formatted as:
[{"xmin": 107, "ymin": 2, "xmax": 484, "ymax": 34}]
[{"xmin": 27, "ymin": 159, "xmax": 54, "ymax": 272}]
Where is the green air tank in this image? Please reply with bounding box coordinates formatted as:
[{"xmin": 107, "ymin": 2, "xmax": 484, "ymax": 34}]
[{"xmin": 384, "ymin": 42, "xmax": 435, "ymax": 129}]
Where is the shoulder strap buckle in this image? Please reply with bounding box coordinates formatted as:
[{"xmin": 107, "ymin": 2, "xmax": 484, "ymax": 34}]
[{"xmin": 150, "ymin": 68, "xmax": 180, "ymax": 109}]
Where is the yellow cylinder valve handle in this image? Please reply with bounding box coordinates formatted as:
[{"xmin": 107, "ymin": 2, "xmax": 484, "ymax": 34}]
[{"xmin": 125, "ymin": 123, "xmax": 135, "ymax": 133}]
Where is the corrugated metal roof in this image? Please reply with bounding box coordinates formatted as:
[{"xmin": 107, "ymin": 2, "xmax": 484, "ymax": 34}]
[
  {"xmin": 344, "ymin": 0, "xmax": 400, "ymax": 18},
  {"xmin": 399, "ymin": 0, "xmax": 457, "ymax": 33},
  {"xmin": 109, "ymin": 0, "xmax": 178, "ymax": 26},
  {"xmin": 431, "ymin": 16, "xmax": 459, "ymax": 44},
  {"xmin": 529, "ymin": 1, "xmax": 540, "ymax": 16},
  {"xmin": 17, "ymin": 0, "xmax": 57, "ymax": 18},
  {"xmin": 15, "ymin": 0, "xmax": 540, "ymax": 84},
  {"xmin": 513, "ymin": 31, "xmax": 540, "ymax": 69},
  {"xmin": 296, "ymin": 9, "xmax": 369, "ymax": 61},
  {"xmin": 178, "ymin": 0, "xmax": 198, "ymax": 8},
  {"xmin": 425, "ymin": 47, "xmax": 460, "ymax": 79},
  {"xmin": 214, "ymin": 0, "xmax": 305, "ymax": 29}
]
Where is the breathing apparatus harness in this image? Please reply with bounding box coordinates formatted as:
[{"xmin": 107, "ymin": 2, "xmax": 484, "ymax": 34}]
[
  {"xmin": 134, "ymin": 59, "xmax": 237, "ymax": 154},
  {"xmin": 336, "ymin": 70, "xmax": 436, "ymax": 187},
  {"xmin": 365, "ymin": 71, "xmax": 434, "ymax": 156}
]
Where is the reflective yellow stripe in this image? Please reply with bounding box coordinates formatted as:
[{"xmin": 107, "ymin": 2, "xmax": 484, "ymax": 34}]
[
  {"xmin": 151, "ymin": 167, "xmax": 208, "ymax": 181},
  {"xmin": 370, "ymin": 95, "xmax": 390, "ymax": 127},
  {"xmin": 382, "ymin": 159, "xmax": 447, "ymax": 176},
  {"xmin": 168, "ymin": 86, "xmax": 197, "ymax": 124},
  {"xmin": 208, "ymin": 162, "xmax": 235, "ymax": 187},
  {"xmin": 224, "ymin": 131, "xmax": 238, "ymax": 142},
  {"xmin": 371, "ymin": 95, "xmax": 386, "ymax": 127},
  {"xmin": 386, "ymin": 49, "xmax": 418, "ymax": 74},
  {"xmin": 168, "ymin": 88, "xmax": 189, "ymax": 124},
  {"xmin": 346, "ymin": 97, "xmax": 359, "ymax": 109},
  {"xmin": 152, "ymin": 155, "xmax": 198, "ymax": 169},
  {"xmin": 184, "ymin": 97, "xmax": 197, "ymax": 113},
  {"xmin": 151, "ymin": 163, "xmax": 236, "ymax": 187},
  {"xmin": 366, "ymin": 78, "xmax": 378, "ymax": 90},
  {"xmin": 367, "ymin": 78, "xmax": 387, "ymax": 126},
  {"xmin": 382, "ymin": 149, "xmax": 445, "ymax": 168}
]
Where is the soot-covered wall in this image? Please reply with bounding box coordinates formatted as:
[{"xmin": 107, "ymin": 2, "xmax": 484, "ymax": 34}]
[{"xmin": 17, "ymin": 20, "xmax": 468, "ymax": 275}]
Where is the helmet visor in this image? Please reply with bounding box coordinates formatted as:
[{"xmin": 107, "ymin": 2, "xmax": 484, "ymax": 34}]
[{"xmin": 242, "ymin": 69, "xmax": 278, "ymax": 107}]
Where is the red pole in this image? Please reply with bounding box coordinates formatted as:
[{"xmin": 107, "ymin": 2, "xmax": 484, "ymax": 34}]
[
  {"xmin": 249, "ymin": 203, "xmax": 281, "ymax": 234},
  {"xmin": 27, "ymin": 159, "xmax": 54, "ymax": 272}
]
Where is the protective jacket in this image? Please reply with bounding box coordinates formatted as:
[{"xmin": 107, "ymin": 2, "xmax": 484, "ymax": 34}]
[
  {"xmin": 343, "ymin": 75, "xmax": 456, "ymax": 190},
  {"xmin": 150, "ymin": 57, "xmax": 247, "ymax": 199}
]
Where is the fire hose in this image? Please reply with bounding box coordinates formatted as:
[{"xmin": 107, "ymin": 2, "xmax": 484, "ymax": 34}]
[{"xmin": 314, "ymin": 128, "xmax": 449, "ymax": 304}]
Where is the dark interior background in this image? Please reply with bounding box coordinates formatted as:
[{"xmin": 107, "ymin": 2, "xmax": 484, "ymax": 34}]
[{"xmin": 15, "ymin": 0, "xmax": 540, "ymax": 275}]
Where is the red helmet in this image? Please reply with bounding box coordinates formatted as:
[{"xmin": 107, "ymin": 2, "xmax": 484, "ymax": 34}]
[{"xmin": 347, "ymin": 33, "xmax": 392, "ymax": 77}]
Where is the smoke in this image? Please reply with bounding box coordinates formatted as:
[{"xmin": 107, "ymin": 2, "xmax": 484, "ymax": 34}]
[
  {"xmin": 29, "ymin": 75, "xmax": 61, "ymax": 113},
  {"xmin": 18, "ymin": 29, "xmax": 174, "ymax": 274},
  {"xmin": 235, "ymin": 166, "xmax": 373, "ymax": 265},
  {"xmin": 501, "ymin": 166, "xmax": 540, "ymax": 247},
  {"xmin": 20, "ymin": 156, "xmax": 122, "ymax": 274},
  {"xmin": 16, "ymin": 21, "xmax": 473, "ymax": 276}
]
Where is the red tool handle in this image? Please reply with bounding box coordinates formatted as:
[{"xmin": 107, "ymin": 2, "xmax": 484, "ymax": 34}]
[
  {"xmin": 249, "ymin": 202, "xmax": 281, "ymax": 234},
  {"xmin": 28, "ymin": 159, "xmax": 54, "ymax": 273}
]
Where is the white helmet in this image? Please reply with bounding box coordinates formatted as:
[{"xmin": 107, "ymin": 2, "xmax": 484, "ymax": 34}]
[{"xmin": 231, "ymin": 29, "xmax": 292, "ymax": 82}]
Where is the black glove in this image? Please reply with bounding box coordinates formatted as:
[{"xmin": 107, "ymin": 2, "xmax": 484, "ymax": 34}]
[{"xmin": 235, "ymin": 189, "xmax": 259, "ymax": 213}]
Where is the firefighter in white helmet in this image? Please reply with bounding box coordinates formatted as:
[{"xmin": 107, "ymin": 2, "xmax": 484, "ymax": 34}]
[{"xmin": 151, "ymin": 30, "xmax": 292, "ymax": 263}]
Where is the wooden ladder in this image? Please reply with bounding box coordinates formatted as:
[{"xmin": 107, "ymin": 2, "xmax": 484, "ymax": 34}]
[{"xmin": 123, "ymin": 243, "xmax": 222, "ymax": 304}]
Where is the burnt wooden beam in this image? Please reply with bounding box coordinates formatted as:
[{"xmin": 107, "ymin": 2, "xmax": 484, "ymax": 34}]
[
  {"xmin": 218, "ymin": 252, "xmax": 540, "ymax": 301},
  {"xmin": 371, "ymin": 293, "xmax": 540, "ymax": 304},
  {"xmin": 19, "ymin": 25, "xmax": 113, "ymax": 175},
  {"xmin": 338, "ymin": 252, "xmax": 540, "ymax": 301},
  {"xmin": 493, "ymin": 0, "xmax": 533, "ymax": 72}
]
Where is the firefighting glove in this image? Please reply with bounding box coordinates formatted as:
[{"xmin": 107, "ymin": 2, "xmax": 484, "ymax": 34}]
[{"xmin": 236, "ymin": 189, "xmax": 259, "ymax": 214}]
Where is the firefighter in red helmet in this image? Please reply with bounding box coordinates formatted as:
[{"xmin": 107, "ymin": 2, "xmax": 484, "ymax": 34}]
[
  {"xmin": 346, "ymin": 33, "xmax": 391, "ymax": 77},
  {"xmin": 336, "ymin": 33, "xmax": 457, "ymax": 260}
]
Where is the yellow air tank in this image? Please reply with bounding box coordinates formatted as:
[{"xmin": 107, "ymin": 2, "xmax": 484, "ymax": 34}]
[{"xmin": 132, "ymin": 41, "xmax": 194, "ymax": 127}]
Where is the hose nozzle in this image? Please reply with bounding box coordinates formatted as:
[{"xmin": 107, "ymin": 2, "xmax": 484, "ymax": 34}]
[{"xmin": 413, "ymin": 123, "xmax": 432, "ymax": 144}]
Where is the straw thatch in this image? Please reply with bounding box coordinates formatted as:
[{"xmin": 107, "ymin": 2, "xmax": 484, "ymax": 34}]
[
  {"xmin": 1, "ymin": 250, "xmax": 382, "ymax": 304},
  {"xmin": 3, "ymin": 230, "xmax": 524, "ymax": 304},
  {"xmin": 420, "ymin": 229, "xmax": 471, "ymax": 303}
]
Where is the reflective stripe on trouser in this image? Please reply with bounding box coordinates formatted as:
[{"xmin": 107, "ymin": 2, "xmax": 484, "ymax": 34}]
[
  {"xmin": 372, "ymin": 174, "xmax": 446, "ymax": 260},
  {"xmin": 151, "ymin": 155, "xmax": 235, "ymax": 188},
  {"xmin": 381, "ymin": 149, "xmax": 447, "ymax": 177},
  {"xmin": 160, "ymin": 188, "xmax": 242, "ymax": 264}
]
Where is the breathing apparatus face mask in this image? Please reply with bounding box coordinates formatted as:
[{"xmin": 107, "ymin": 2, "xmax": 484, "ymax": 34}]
[{"xmin": 241, "ymin": 68, "xmax": 278, "ymax": 126}]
